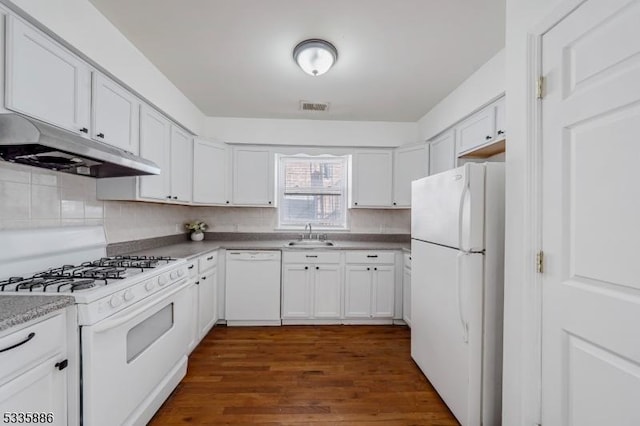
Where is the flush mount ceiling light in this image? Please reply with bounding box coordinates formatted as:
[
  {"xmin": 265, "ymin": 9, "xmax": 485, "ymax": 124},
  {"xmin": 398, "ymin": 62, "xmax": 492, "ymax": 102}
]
[{"xmin": 293, "ymin": 39, "xmax": 338, "ymax": 76}]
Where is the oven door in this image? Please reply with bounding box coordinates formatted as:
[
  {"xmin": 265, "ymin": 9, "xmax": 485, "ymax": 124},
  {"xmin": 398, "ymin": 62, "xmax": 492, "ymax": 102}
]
[{"xmin": 81, "ymin": 280, "xmax": 193, "ymax": 426}]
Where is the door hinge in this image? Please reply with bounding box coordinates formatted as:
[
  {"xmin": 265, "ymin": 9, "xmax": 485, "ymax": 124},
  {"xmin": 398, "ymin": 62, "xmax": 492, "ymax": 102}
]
[
  {"xmin": 536, "ymin": 76, "xmax": 545, "ymax": 100},
  {"xmin": 536, "ymin": 251, "xmax": 544, "ymax": 273}
]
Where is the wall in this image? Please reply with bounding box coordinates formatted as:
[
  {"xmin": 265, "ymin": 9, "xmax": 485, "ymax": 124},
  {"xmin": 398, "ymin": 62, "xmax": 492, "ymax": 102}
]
[
  {"xmin": 204, "ymin": 117, "xmax": 419, "ymax": 147},
  {"xmin": 417, "ymin": 49, "xmax": 506, "ymax": 141},
  {"xmin": 193, "ymin": 207, "xmax": 410, "ymax": 234},
  {"xmin": 502, "ymin": 1, "xmax": 562, "ymax": 425},
  {"xmin": 4, "ymin": 0, "xmax": 205, "ymax": 134},
  {"xmin": 0, "ymin": 162, "xmax": 192, "ymax": 243}
]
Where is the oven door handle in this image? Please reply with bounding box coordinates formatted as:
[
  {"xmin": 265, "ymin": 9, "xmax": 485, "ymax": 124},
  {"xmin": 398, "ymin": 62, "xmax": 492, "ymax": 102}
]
[{"xmin": 91, "ymin": 280, "xmax": 190, "ymax": 333}]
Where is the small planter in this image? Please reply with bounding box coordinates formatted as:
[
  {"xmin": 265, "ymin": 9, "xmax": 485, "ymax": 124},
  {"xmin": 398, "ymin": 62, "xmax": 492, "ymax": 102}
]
[{"xmin": 190, "ymin": 231, "xmax": 204, "ymax": 242}]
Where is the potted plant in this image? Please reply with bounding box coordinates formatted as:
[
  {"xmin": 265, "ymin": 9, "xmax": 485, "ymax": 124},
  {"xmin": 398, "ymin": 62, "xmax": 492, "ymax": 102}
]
[{"xmin": 185, "ymin": 221, "xmax": 208, "ymax": 241}]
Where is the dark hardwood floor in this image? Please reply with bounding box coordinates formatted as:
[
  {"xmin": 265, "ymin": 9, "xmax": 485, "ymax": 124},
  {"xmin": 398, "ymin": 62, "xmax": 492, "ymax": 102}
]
[{"xmin": 149, "ymin": 325, "xmax": 459, "ymax": 425}]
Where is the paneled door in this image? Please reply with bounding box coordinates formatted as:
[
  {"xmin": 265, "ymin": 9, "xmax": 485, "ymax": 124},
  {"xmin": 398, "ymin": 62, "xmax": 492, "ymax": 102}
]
[{"xmin": 541, "ymin": 1, "xmax": 640, "ymax": 425}]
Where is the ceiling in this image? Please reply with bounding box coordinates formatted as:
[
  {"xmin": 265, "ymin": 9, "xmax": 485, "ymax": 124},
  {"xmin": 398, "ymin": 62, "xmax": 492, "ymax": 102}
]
[{"xmin": 89, "ymin": 0, "xmax": 505, "ymax": 122}]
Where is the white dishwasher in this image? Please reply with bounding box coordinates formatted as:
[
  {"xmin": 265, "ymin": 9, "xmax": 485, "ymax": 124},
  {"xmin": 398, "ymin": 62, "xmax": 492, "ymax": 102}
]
[{"xmin": 225, "ymin": 250, "xmax": 282, "ymax": 326}]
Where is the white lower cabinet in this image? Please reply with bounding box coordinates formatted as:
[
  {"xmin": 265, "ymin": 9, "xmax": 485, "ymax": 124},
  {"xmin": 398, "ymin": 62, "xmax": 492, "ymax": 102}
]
[
  {"xmin": 344, "ymin": 252, "xmax": 395, "ymax": 322},
  {"xmin": 0, "ymin": 310, "xmax": 74, "ymax": 425},
  {"xmin": 281, "ymin": 252, "xmax": 342, "ymax": 323},
  {"xmin": 187, "ymin": 251, "xmax": 219, "ymax": 351},
  {"xmin": 402, "ymin": 253, "xmax": 412, "ymax": 327}
]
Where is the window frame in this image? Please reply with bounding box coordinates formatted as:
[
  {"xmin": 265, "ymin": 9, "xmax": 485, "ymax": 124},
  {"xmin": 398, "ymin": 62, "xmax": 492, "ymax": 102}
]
[{"xmin": 276, "ymin": 154, "xmax": 349, "ymax": 230}]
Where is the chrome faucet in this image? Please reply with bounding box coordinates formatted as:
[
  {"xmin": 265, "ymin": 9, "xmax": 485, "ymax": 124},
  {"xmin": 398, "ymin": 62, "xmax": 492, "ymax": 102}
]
[{"xmin": 305, "ymin": 223, "xmax": 312, "ymax": 239}]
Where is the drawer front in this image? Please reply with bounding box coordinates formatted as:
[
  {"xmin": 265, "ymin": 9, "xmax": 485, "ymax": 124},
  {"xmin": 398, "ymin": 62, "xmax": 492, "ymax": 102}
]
[
  {"xmin": 198, "ymin": 251, "xmax": 217, "ymax": 273},
  {"xmin": 186, "ymin": 259, "xmax": 197, "ymax": 278},
  {"xmin": 403, "ymin": 253, "xmax": 411, "ymax": 269},
  {"xmin": 0, "ymin": 312, "xmax": 66, "ymax": 385},
  {"xmin": 345, "ymin": 251, "xmax": 395, "ymax": 264},
  {"xmin": 283, "ymin": 251, "xmax": 341, "ymax": 264}
]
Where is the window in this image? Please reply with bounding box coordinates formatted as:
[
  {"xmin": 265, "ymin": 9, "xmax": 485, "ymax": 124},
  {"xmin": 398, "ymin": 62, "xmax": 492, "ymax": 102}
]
[{"xmin": 278, "ymin": 155, "xmax": 348, "ymax": 229}]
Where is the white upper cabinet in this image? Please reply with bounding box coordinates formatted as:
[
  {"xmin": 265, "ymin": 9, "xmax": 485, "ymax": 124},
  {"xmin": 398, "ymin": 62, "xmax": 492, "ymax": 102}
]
[
  {"xmin": 193, "ymin": 138, "xmax": 230, "ymax": 205},
  {"xmin": 5, "ymin": 15, "xmax": 91, "ymax": 134},
  {"xmin": 139, "ymin": 105, "xmax": 171, "ymax": 201},
  {"xmin": 92, "ymin": 73, "xmax": 140, "ymax": 154},
  {"xmin": 456, "ymin": 105, "xmax": 496, "ymax": 155},
  {"xmin": 232, "ymin": 146, "xmax": 274, "ymax": 206},
  {"xmin": 393, "ymin": 144, "xmax": 428, "ymax": 207},
  {"xmin": 169, "ymin": 126, "xmax": 192, "ymax": 203},
  {"xmin": 351, "ymin": 151, "xmax": 393, "ymax": 208},
  {"xmin": 429, "ymin": 130, "xmax": 456, "ymax": 175}
]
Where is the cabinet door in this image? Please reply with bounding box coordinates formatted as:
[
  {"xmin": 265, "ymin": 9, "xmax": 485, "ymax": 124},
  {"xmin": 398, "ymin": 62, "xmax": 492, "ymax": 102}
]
[
  {"xmin": 429, "ymin": 130, "xmax": 456, "ymax": 175},
  {"xmin": 92, "ymin": 73, "xmax": 140, "ymax": 154},
  {"xmin": 352, "ymin": 151, "xmax": 393, "ymax": 207},
  {"xmin": 193, "ymin": 139, "xmax": 229, "ymax": 204},
  {"xmin": 0, "ymin": 356, "xmax": 67, "ymax": 425},
  {"xmin": 232, "ymin": 147, "xmax": 274, "ymax": 206},
  {"xmin": 494, "ymin": 97, "xmax": 506, "ymax": 140},
  {"xmin": 313, "ymin": 264, "xmax": 342, "ymax": 318},
  {"xmin": 456, "ymin": 106, "xmax": 496, "ymax": 155},
  {"xmin": 344, "ymin": 266, "xmax": 372, "ymax": 318},
  {"xmin": 197, "ymin": 268, "xmax": 217, "ymax": 339},
  {"xmin": 393, "ymin": 144, "xmax": 428, "ymax": 207},
  {"xmin": 170, "ymin": 126, "xmax": 192, "ymax": 203},
  {"xmin": 5, "ymin": 16, "xmax": 91, "ymax": 134},
  {"xmin": 139, "ymin": 105, "xmax": 171, "ymax": 200},
  {"xmin": 403, "ymin": 266, "xmax": 412, "ymax": 326},
  {"xmin": 372, "ymin": 266, "xmax": 395, "ymax": 318},
  {"xmin": 282, "ymin": 265, "xmax": 312, "ymax": 318}
]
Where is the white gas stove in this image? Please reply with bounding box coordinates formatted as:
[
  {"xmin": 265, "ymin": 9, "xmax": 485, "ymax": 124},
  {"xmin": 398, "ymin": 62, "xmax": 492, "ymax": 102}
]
[{"xmin": 0, "ymin": 226, "xmax": 194, "ymax": 426}]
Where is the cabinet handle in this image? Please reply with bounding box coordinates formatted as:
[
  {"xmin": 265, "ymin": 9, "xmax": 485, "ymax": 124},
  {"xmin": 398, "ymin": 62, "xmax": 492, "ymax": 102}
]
[
  {"xmin": 305, "ymin": 266, "xmax": 309, "ymax": 270},
  {"xmin": 166, "ymin": 195, "xmax": 172, "ymax": 199},
  {"xmin": 366, "ymin": 255, "xmax": 378, "ymax": 258},
  {"xmin": 497, "ymin": 130, "xmax": 505, "ymax": 135},
  {"xmin": 79, "ymin": 127, "xmax": 88, "ymax": 134},
  {"xmin": 226, "ymin": 201, "xmax": 230, "ymax": 204},
  {"xmin": 173, "ymin": 196, "xmax": 178, "ymax": 200},
  {"xmin": 485, "ymin": 135, "xmax": 492, "ymax": 140},
  {"xmin": 0, "ymin": 332, "xmax": 35, "ymax": 353},
  {"xmin": 55, "ymin": 359, "xmax": 68, "ymax": 371},
  {"xmin": 202, "ymin": 276, "xmax": 207, "ymax": 280},
  {"xmin": 195, "ymin": 280, "xmax": 200, "ymax": 285},
  {"xmin": 354, "ymin": 202, "xmax": 358, "ymax": 206},
  {"xmin": 206, "ymin": 256, "xmax": 214, "ymax": 261},
  {"xmin": 367, "ymin": 267, "xmax": 370, "ymax": 271},
  {"xmin": 268, "ymin": 201, "xmax": 272, "ymax": 205},
  {"xmin": 305, "ymin": 255, "xmax": 318, "ymax": 258},
  {"xmin": 316, "ymin": 266, "xmax": 319, "ymax": 270},
  {"xmin": 188, "ymin": 265, "xmax": 194, "ymax": 270},
  {"xmin": 393, "ymin": 202, "xmax": 397, "ymax": 206},
  {"xmin": 374, "ymin": 267, "xmax": 378, "ymax": 271},
  {"xmin": 97, "ymin": 133, "xmax": 105, "ymax": 139}
]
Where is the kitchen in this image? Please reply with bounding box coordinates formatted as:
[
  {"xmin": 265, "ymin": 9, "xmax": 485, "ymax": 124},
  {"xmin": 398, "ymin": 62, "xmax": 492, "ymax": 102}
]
[{"xmin": 0, "ymin": 0, "xmax": 638, "ymax": 425}]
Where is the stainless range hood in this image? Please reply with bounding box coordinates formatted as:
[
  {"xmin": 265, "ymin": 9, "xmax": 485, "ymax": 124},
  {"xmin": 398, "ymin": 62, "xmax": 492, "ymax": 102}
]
[{"xmin": 0, "ymin": 114, "xmax": 160, "ymax": 178}]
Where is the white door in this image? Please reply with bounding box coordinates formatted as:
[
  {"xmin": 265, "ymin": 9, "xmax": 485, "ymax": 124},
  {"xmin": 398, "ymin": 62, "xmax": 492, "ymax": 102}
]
[
  {"xmin": 410, "ymin": 240, "xmax": 483, "ymax": 426},
  {"xmin": 352, "ymin": 151, "xmax": 393, "ymax": 207},
  {"xmin": 232, "ymin": 147, "xmax": 274, "ymax": 206},
  {"xmin": 541, "ymin": 1, "xmax": 640, "ymax": 425},
  {"xmin": 393, "ymin": 144, "xmax": 429, "ymax": 207},
  {"xmin": 170, "ymin": 126, "xmax": 192, "ymax": 203},
  {"xmin": 429, "ymin": 130, "xmax": 455, "ymax": 175},
  {"xmin": 372, "ymin": 266, "xmax": 395, "ymax": 318},
  {"xmin": 139, "ymin": 105, "xmax": 171, "ymax": 200},
  {"xmin": 313, "ymin": 264, "xmax": 342, "ymax": 318},
  {"xmin": 92, "ymin": 73, "xmax": 139, "ymax": 154},
  {"xmin": 193, "ymin": 139, "xmax": 229, "ymax": 204},
  {"xmin": 197, "ymin": 268, "xmax": 217, "ymax": 339},
  {"xmin": 344, "ymin": 265, "xmax": 372, "ymax": 318},
  {"xmin": 281, "ymin": 264, "xmax": 312, "ymax": 319},
  {"xmin": 5, "ymin": 16, "xmax": 91, "ymax": 134}
]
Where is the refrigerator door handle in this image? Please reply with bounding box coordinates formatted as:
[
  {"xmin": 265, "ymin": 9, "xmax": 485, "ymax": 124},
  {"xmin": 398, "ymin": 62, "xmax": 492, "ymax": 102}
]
[
  {"xmin": 457, "ymin": 170, "xmax": 470, "ymax": 252},
  {"xmin": 456, "ymin": 252, "xmax": 469, "ymax": 343}
]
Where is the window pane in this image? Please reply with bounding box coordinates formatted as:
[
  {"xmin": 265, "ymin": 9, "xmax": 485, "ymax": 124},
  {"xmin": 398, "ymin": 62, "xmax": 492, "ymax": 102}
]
[
  {"xmin": 280, "ymin": 194, "xmax": 344, "ymax": 227},
  {"xmin": 284, "ymin": 159, "xmax": 344, "ymax": 193}
]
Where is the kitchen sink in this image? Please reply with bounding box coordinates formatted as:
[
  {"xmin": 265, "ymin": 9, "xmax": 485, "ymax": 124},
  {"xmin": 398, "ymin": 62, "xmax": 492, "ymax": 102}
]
[{"xmin": 287, "ymin": 240, "xmax": 335, "ymax": 247}]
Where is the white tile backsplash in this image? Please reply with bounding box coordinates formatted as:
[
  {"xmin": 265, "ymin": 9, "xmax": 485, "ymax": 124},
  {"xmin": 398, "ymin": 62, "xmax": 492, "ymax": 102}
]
[{"xmin": 0, "ymin": 161, "xmax": 410, "ymax": 243}]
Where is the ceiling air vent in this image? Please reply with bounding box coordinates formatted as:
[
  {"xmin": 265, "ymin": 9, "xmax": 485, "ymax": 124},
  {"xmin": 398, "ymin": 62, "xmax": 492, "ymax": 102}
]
[{"xmin": 300, "ymin": 101, "xmax": 329, "ymax": 112}]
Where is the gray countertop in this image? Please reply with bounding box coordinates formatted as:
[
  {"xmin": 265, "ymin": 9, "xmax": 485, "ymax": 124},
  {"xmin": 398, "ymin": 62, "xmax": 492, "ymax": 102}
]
[
  {"xmin": 0, "ymin": 295, "xmax": 74, "ymax": 332},
  {"xmin": 127, "ymin": 239, "xmax": 410, "ymax": 259}
]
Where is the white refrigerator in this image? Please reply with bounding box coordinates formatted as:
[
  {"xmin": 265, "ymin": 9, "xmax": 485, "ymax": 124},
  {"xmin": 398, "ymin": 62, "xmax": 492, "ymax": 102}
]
[{"xmin": 410, "ymin": 162, "xmax": 505, "ymax": 426}]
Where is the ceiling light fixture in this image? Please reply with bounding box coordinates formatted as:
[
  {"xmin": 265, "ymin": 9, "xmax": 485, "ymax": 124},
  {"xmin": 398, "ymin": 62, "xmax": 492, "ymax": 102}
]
[{"xmin": 293, "ymin": 39, "xmax": 338, "ymax": 76}]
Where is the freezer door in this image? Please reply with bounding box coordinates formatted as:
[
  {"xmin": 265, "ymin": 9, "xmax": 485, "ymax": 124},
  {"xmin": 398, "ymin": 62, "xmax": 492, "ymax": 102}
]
[
  {"xmin": 411, "ymin": 163, "xmax": 485, "ymax": 252},
  {"xmin": 411, "ymin": 240, "xmax": 484, "ymax": 426}
]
